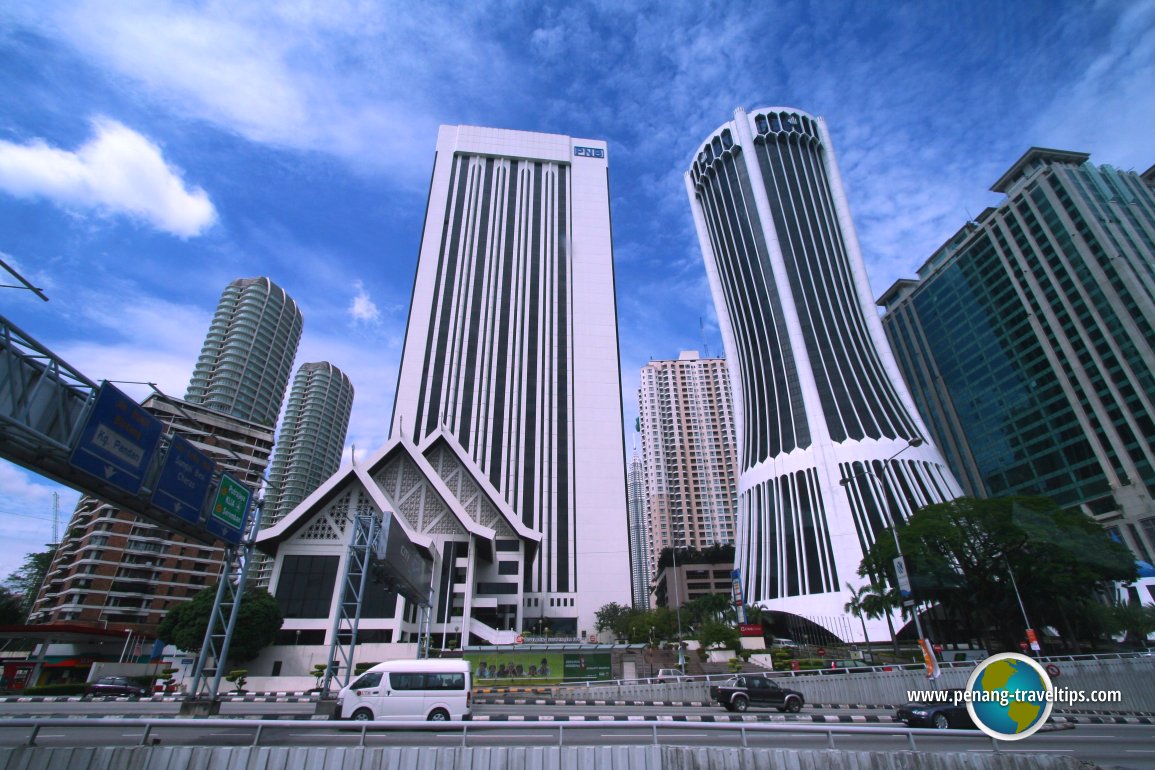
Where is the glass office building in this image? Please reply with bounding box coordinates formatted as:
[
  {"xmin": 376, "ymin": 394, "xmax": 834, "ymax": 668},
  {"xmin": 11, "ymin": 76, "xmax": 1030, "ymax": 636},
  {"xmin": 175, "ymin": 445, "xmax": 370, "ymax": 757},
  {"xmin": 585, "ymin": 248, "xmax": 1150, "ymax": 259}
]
[{"xmin": 880, "ymin": 148, "xmax": 1155, "ymax": 561}]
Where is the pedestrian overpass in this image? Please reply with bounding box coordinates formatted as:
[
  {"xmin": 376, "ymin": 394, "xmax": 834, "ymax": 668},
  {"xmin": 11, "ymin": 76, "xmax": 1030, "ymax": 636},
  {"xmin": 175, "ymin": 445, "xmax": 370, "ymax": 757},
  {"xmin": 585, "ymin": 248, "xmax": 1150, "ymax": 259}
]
[{"xmin": 0, "ymin": 313, "xmax": 242, "ymax": 545}]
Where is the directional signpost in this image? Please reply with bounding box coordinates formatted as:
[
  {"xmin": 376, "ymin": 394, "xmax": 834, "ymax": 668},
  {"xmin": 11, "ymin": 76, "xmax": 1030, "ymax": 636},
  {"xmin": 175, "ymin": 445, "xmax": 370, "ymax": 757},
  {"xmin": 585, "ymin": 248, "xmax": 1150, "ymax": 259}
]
[
  {"xmin": 69, "ymin": 382, "xmax": 163, "ymax": 496},
  {"xmin": 151, "ymin": 434, "xmax": 215, "ymax": 525},
  {"xmin": 205, "ymin": 473, "xmax": 252, "ymax": 546}
]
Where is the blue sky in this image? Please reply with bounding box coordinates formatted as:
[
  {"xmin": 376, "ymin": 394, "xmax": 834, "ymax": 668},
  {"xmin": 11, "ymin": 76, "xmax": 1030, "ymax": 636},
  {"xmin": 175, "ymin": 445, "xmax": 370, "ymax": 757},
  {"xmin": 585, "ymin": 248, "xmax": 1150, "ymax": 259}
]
[{"xmin": 1, "ymin": 0, "xmax": 1152, "ymax": 579}]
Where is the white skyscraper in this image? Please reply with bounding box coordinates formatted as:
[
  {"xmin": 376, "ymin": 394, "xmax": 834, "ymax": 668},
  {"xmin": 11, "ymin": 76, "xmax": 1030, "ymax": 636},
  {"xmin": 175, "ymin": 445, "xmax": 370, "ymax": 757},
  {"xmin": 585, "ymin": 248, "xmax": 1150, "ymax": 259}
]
[
  {"xmin": 391, "ymin": 125, "xmax": 632, "ymax": 638},
  {"xmin": 685, "ymin": 107, "xmax": 962, "ymax": 640},
  {"xmin": 258, "ymin": 125, "xmax": 631, "ymax": 652}
]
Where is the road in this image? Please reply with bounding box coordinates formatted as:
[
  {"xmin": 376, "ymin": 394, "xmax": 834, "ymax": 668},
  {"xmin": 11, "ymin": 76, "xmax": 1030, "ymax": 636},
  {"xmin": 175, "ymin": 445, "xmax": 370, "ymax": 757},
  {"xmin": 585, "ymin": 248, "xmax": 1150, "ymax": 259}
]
[{"xmin": 0, "ymin": 699, "xmax": 1151, "ymax": 767}]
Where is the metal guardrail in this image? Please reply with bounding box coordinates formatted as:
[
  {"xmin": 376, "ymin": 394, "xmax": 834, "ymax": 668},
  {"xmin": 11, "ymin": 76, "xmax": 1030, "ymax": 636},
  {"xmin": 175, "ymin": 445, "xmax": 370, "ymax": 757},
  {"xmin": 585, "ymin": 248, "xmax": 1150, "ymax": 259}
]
[{"xmin": 0, "ymin": 717, "xmax": 1000, "ymax": 753}]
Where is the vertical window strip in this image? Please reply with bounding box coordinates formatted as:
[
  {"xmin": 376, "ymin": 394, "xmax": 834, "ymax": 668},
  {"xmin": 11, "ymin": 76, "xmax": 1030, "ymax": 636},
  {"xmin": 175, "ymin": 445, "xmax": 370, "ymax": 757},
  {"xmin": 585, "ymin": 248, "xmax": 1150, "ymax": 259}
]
[
  {"xmin": 796, "ymin": 142, "xmax": 889, "ymax": 440},
  {"xmin": 476, "ymin": 160, "xmax": 507, "ymax": 472},
  {"xmin": 460, "ymin": 158, "xmax": 498, "ymax": 453},
  {"xmin": 742, "ymin": 144, "xmax": 806, "ymax": 455},
  {"xmin": 810, "ymin": 144, "xmax": 913, "ymax": 439},
  {"xmin": 708, "ymin": 161, "xmax": 766, "ymax": 465},
  {"xmin": 559, "ymin": 162, "xmax": 574, "ymax": 591},
  {"xmin": 699, "ymin": 170, "xmax": 767, "ymax": 466},
  {"xmin": 764, "ymin": 138, "xmax": 850, "ymax": 442},
  {"xmin": 421, "ymin": 155, "xmax": 468, "ymax": 438}
]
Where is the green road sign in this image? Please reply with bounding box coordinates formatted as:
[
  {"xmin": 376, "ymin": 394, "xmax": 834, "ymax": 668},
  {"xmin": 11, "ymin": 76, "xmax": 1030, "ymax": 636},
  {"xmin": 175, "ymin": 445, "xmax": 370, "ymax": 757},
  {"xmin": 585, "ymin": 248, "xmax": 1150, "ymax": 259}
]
[{"xmin": 208, "ymin": 473, "xmax": 251, "ymax": 545}]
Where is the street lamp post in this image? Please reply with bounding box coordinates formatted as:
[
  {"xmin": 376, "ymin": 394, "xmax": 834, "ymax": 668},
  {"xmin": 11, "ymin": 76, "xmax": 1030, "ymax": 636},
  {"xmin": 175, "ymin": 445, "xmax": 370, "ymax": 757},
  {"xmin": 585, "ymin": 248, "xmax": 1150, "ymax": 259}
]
[
  {"xmin": 1004, "ymin": 555, "xmax": 1040, "ymax": 655},
  {"xmin": 839, "ymin": 438, "xmax": 933, "ymax": 670},
  {"xmin": 671, "ymin": 544, "xmax": 686, "ymax": 672}
]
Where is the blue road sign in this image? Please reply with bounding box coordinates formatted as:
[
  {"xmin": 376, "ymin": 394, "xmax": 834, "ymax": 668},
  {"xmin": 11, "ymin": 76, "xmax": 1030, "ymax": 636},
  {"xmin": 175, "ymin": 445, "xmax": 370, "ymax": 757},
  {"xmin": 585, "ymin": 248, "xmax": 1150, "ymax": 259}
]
[
  {"xmin": 151, "ymin": 434, "xmax": 215, "ymax": 524},
  {"xmin": 69, "ymin": 382, "xmax": 162, "ymax": 496},
  {"xmin": 205, "ymin": 473, "xmax": 252, "ymax": 546}
]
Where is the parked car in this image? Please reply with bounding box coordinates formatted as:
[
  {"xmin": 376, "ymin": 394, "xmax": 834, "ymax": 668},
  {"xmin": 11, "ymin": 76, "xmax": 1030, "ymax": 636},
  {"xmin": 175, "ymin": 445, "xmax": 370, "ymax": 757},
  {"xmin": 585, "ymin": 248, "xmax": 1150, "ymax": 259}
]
[
  {"xmin": 655, "ymin": 668, "xmax": 688, "ymax": 683},
  {"xmin": 710, "ymin": 674, "xmax": 805, "ymax": 713},
  {"xmin": 827, "ymin": 659, "xmax": 872, "ymax": 673},
  {"xmin": 896, "ymin": 689, "xmax": 976, "ymax": 729},
  {"xmin": 87, "ymin": 675, "xmax": 149, "ymax": 697}
]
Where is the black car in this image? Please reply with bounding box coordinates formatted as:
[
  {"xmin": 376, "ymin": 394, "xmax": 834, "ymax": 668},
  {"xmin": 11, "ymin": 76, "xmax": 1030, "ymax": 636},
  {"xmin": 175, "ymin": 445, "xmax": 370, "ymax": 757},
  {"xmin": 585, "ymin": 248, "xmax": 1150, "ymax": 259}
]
[
  {"xmin": 896, "ymin": 688, "xmax": 975, "ymax": 729},
  {"xmin": 710, "ymin": 674, "xmax": 805, "ymax": 713},
  {"xmin": 87, "ymin": 675, "xmax": 150, "ymax": 697}
]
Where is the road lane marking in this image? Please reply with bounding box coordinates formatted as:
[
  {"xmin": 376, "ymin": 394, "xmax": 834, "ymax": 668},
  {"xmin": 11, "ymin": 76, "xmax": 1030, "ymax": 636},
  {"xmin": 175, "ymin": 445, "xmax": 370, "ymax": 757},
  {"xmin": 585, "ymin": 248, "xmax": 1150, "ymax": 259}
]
[{"xmin": 970, "ymin": 749, "xmax": 1073, "ymax": 753}]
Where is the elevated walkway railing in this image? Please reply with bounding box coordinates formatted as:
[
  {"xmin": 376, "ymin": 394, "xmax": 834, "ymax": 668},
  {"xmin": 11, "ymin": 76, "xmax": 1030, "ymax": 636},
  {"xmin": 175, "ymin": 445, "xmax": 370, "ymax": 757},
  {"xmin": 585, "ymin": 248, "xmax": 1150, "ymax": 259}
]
[{"xmin": 1, "ymin": 716, "xmax": 1000, "ymax": 752}]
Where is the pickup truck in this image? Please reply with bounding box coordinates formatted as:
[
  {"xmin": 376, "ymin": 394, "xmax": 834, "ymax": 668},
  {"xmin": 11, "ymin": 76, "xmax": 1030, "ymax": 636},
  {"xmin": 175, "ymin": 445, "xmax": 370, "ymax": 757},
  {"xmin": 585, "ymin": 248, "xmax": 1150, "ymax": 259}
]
[{"xmin": 709, "ymin": 674, "xmax": 805, "ymax": 713}]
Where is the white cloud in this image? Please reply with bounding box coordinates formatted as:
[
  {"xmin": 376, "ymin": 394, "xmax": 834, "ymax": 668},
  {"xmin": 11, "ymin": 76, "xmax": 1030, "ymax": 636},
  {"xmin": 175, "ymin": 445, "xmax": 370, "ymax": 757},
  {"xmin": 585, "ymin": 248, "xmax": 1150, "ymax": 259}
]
[
  {"xmin": 0, "ymin": 461, "xmax": 81, "ymax": 580},
  {"xmin": 1031, "ymin": 0, "xmax": 1155, "ymax": 171},
  {"xmin": 22, "ymin": 0, "xmax": 465, "ymax": 185},
  {"xmin": 0, "ymin": 118, "xmax": 216, "ymax": 237},
  {"xmin": 349, "ymin": 280, "xmax": 381, "ymax": 325}
]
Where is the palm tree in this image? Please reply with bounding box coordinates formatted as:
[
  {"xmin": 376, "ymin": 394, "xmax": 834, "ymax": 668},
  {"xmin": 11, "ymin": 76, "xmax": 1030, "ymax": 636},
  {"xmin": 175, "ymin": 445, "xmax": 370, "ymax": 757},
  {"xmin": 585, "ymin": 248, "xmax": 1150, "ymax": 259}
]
[
  {"xmin": 843, "ymin": 583, "xmax": 872, "ymax": 655},
  {"xmin": 862, "ymin": 582, "xmax": 901, "ymax": 657}
]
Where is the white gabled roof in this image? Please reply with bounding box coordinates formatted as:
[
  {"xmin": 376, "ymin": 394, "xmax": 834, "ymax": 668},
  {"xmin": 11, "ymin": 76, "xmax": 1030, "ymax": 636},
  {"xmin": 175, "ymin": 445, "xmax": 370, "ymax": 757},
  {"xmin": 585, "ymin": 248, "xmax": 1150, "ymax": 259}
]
[
  {"xmin": 256, "ymin": 430, "xmax": 521, "ymax": 554},
  {"xmin": 389, "ymin": 430, "xmax": 496, "ymax": 542},
  {"xmin": 419, "ymin": 430, "xmax": 542, "ymax": 543},
  {"xmin": 255, "ymin": 456, "xmax": 362, "ymax": 553}
]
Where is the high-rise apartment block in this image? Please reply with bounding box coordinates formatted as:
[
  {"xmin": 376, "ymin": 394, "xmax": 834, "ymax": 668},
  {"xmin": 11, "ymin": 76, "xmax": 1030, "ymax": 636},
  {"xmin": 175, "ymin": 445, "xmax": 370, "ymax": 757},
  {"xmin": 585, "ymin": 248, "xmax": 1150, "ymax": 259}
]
[
  {"xmin": 186, "ymin": 277, "xmax": 303, "ymax": 428},
  {"xmin": 264, "ymin": 362, "xmax": 354, "ymax": 526},
  {"xmin": 637, "ymin": 352, "xmax": 737, "ymax": 586},
  {"xmin": 880, "ymin": 148, "xmax": 1155, "ymax": 562},
  {"xmin": 32, "ymin": 278, "xmax": 300, "ymax": 632},
  {"xmin": 257, "ymin": 125, "xmax": 631, "ymax": 656},
  {"xmin": 626, "ymin": 448, "xmax": 650, "ymax": 609},
  {"xmin": 685, "ymin": 107, "xmax": 962, "ymax": 639}
]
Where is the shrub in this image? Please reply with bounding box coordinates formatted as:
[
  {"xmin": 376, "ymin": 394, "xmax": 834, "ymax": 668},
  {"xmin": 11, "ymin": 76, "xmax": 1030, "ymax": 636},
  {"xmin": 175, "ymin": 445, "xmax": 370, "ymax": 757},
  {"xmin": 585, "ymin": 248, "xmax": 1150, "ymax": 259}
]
[{"xmin": 224, "ymin": 669, "xmax": 248, "ymax": 694}]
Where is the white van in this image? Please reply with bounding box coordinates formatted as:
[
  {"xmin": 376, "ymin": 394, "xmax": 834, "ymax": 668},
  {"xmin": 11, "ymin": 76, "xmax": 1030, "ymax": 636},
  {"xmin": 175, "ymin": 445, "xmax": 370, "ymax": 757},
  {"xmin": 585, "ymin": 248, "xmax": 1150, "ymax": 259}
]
[{"xmin": 336, "ymin": 658, "xmax": 472, "ymax": 722}]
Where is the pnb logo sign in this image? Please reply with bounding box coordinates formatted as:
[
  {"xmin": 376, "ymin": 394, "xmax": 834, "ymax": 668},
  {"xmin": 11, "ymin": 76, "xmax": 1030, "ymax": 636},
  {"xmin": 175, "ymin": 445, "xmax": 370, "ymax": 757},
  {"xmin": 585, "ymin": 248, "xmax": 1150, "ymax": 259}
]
[{"xmin": 574, "ymin": 146, "xmax": 605, "ymax": 158}]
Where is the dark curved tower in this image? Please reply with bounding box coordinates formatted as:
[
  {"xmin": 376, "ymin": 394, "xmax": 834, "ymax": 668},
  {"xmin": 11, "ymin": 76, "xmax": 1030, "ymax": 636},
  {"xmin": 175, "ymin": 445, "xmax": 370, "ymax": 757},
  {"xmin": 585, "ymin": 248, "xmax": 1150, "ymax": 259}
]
[{"xmin": 685, "ymin": 107, "xmax": 961, "ymax": 638}]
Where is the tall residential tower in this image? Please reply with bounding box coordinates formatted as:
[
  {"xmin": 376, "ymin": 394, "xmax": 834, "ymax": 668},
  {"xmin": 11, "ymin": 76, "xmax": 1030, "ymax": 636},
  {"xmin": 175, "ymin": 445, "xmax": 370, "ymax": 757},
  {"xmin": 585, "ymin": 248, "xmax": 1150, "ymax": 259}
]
[
  {"xmin": 626, "ymin": 447, "xmax": 650, "ymax": 609},
  {"xmin": 264, "ymin": 362, "xmax": 354, "ymax": 526},
  {"xmin": 186, "ymin": 277, "xmax": 303, "ymax": 428},
  {"xmin": 684, "ymin": 107, "xmax": 961, "ymax": 639},
  {"xmin": 638, "ymin": 352, "xmax": 738, "ymax": 586}
]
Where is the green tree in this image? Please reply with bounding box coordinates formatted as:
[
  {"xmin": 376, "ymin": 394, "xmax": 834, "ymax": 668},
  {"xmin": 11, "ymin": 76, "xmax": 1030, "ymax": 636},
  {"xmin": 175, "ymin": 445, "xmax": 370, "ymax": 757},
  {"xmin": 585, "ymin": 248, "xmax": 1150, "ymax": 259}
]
[
  {"xmin": 697, "ymin": 620, "xmax": 740, "ymax": 652},
  {"xmin": 842, "ymin": 582, "xmax": 872, "ymax": 654},
  {"xmin": 156, "ymin": 586, "xmax": 283, "ymax": 665},
  {"xmin": 655, "ymin": 544, "xmax": 735, "ymax": 570},
  {"xmin": 860, "ymin": 583, "xmax": 902, "ymax": 656},
  {"xmin": 594, "ymin": 602, "xmax": 641, "ymax": 641},
  {"xmin": 682, "ymin": 593, "xmax": 733, "ymax": 629},
  {"xmin": 858, "ymin": 496, "xmax": 1136, "ymax": 649},
  {"xmin": 0, "ymin": 587, "xmax": 23, "ymax": 625},
  {"xmin": 1110, "ymin": 601, "xmax": 1155, "ymax": 647},
  {"xmin": 4, "ymin": 550, "xmax": 54, "ymax": 621},
  {"xmin": 639, "ymin": 606, "xmax": 681, "ymax": 644}
]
